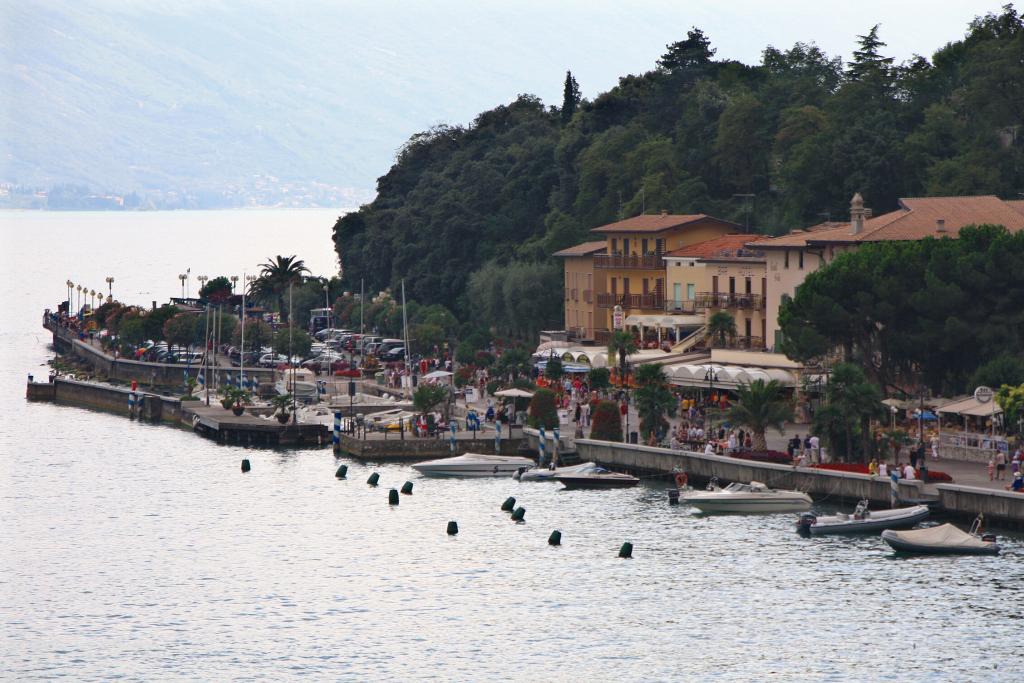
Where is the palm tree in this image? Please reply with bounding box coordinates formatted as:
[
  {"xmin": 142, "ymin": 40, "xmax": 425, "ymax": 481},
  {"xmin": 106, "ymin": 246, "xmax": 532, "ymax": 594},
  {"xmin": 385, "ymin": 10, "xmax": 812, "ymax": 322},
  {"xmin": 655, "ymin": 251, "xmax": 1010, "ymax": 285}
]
[
  {"xmin": 252, "ymin": 255, "xmax": 309, "ymax": 323},
  {"xmin": 634, "ymin": 364, "xmax": 675, "ymax": 440},
  {"xmin": 708, "ymin": 311, "xmax": 737, "ymax": 347},
  {"xmin": 727, "ymin": 379, "xmax": 793, "ymax": 451},
  {"xmin": 607, "ymin": 330, "xmax": 639, "ymax": 387}
]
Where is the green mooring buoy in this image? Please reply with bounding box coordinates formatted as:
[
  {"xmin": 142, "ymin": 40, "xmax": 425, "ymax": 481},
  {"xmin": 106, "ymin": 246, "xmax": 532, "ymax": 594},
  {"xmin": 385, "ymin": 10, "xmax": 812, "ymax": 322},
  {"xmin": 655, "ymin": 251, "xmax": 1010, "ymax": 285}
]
[
  {"xmin": 241, "ymin": 459, "xmax": 251, "ymax": 473},
  {"xmin": 618, "ymin": 542, "xmax": 633, "ymax": 559},
  {"xmin": 446, "ymin": 521, "xmax": 459, "ymax": 535},
  {"xmin": 367, "ymin": 472, "xmax": 380, "ymax": 486},
  {"xmin": 510, "ymin": 506, "xmax": 526, "ymax": 522},
  {"xmin": 501, "ymin": 496, "xmax": 516, "ymax": 512},
  {"xmin": 401, "ymin": 481, "xmax": 413, "ymax": 495},
  {"xmin": 548, "ymin": 530, "xmax": 562, "ymax": 546},
  {"xmin": 335, "ymin": 464, "xmax": 348, "ymax": 479}
]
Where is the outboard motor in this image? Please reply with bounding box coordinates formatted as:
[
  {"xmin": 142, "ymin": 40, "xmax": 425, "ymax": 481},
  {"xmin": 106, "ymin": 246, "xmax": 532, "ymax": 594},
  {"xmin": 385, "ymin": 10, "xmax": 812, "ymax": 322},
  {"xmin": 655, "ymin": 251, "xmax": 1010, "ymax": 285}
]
[
  {"xmin": 668, "ymin": 488, "xmax": 680, "ymax": 506},
  {"xmin": 797, "ymin": 512, "xmax": 817, "ymax": 534},
  {"xmin": 513, "ymin": 466, "xmax": 527, "ymax": 481},
  {"xmin": 982, "ymin": 533, "xmax": 997, "ymax": 544}
]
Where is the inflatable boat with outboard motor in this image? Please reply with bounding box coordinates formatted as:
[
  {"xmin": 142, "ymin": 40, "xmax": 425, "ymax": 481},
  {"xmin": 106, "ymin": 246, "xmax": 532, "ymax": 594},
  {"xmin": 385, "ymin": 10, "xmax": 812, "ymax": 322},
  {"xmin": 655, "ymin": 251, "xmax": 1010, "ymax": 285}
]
[{"xmin": 797, "ymin": 500, "xmax": 929, "ymax": 535}]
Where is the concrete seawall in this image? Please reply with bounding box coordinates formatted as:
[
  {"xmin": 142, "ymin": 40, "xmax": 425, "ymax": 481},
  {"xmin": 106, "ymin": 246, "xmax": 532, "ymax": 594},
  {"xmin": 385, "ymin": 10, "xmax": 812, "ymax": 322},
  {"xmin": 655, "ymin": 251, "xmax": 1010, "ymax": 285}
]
[
  {"xmin": 34, "ymin": 377, "xmax": 183, "ymax": 424},
  {"xmin": 936, "ymin": 484, "xmax": 1024, "ymax": 528},
  {"xmin": 337, "ymin": 433, "xmax": 526, "ymax": 461},
  {"xmin": 574, "ymin": 438, "xmax": 925, "ymax": 508}
]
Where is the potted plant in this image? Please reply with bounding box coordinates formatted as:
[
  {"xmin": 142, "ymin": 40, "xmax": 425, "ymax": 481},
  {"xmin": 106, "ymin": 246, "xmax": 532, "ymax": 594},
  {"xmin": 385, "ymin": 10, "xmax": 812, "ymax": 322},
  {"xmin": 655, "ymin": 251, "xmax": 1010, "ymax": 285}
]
[
  {"xmin": 271, "ymin": 393, "xmax": 293, "ymax": 424},
  {"xmin": 224, "ymin": 386, "xmax": 250, "ymax": 415}
]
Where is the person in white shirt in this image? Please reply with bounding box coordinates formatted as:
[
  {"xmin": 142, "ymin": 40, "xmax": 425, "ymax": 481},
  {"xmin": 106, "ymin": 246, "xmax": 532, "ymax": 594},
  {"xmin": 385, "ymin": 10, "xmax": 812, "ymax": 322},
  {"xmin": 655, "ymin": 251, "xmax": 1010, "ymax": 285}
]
[
  {"xmin": 727, "ymin": 431, "xmax": 738, "ymax": 453},
  {"xmin": 704, "ymin": 441, "xmax": 715, "ymax": 455},
  {"xmin": 903, "ymin": 463, "xmax": 916, "ymax": 480},
  {"xmin": 878, "ymin": 462, "xmax": 888, "ymax": 477},
  {"xmin": 809, "ymin": 434, "xmax": 820, "ymax": 461}
]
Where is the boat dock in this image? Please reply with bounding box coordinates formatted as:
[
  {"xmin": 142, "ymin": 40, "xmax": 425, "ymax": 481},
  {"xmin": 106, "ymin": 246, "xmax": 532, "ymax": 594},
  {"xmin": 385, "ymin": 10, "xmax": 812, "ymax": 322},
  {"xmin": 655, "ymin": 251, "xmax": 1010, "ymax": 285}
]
[{"xmin": 182, "ymin": 403, "xmax": 328, "ymax": 446}]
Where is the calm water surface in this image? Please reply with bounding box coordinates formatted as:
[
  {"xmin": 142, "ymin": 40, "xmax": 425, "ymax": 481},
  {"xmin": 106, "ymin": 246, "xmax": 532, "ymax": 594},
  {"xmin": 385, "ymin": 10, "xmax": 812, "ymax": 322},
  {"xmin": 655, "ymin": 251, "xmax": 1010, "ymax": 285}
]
[{"xmin": 1, "ymin": 210, "xmax": 1021, "ymax": 681}]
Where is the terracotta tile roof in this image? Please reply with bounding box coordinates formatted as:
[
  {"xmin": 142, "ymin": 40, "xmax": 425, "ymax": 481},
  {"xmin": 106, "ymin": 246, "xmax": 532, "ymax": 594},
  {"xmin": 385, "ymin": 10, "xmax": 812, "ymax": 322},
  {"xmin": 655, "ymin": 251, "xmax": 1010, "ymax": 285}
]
[
  {"xmin": 666, "ymin": 234, "xmax": 767, "ymax": 260},
  {"xmin": 552, "ymin": 240, "xmax": 607, "ymax": 257},
  {"xmin": 590, "ymin": 213, "xmax": 741, "ymax": 234},
  {"xmin": 758, "ymin": 196, "xmax": 1024, "ymax": 248}
]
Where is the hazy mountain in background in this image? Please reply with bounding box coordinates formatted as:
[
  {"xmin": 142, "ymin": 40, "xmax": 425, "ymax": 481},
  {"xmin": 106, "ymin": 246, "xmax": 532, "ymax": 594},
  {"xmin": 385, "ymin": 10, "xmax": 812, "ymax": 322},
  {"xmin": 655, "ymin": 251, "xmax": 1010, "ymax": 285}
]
[{"xmin": 0, "ymin": 0, "xmax": 997, "ymax": 208}]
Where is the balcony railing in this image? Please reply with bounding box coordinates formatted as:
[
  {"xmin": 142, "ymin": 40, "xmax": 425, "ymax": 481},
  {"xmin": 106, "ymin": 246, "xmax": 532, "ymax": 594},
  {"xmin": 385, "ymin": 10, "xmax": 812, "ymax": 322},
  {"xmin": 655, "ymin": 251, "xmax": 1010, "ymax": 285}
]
[
  {"xmin": 593, "ymin": 253, "xmax": 663, "ymax": 269},
  {"xmin": 695, "ymin": 292, "xmax": 764, "ymax": 310},
  {"xmin": 700, "ymin": 335, "xmax": 766, "ymax": 351},
  {"xmin": 664, "ymin": 299, "xmax": 699, "ymax": 314},
  {"xmin": 596, "ymin": 293, "xmax": 665, "ymax": 310}
]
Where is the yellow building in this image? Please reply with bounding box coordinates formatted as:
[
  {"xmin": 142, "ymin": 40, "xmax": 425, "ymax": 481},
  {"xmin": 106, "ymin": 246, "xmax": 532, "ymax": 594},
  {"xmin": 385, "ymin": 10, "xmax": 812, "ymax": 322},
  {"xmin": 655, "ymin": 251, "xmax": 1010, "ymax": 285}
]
[
  {"xmin": 553, "ymin": 240, "xmax": 606, "ymax": 342},
  {"xmin": 758, "ymin": 194, "xmax": 1024, "ymax": 350},
  {"xmin": 590, "ymin": 212, "xmax": 740, "ymax": 341},
  {"xmin": 664, "ymin": 234, "xmax": 769, "ymax": 350}
]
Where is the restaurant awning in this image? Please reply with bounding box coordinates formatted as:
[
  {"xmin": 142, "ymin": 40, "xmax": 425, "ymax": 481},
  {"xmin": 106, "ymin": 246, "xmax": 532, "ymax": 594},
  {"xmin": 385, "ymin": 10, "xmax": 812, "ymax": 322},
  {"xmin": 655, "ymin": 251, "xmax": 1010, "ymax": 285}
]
[
  {"xmin": 624, "ymin": 314, "xmax": 704, "ymax": 327},
  {"xmin": 936, "ymin": 396, "xmax": 1002, "ymax": 417},
  {"xmin": 663, "ymin": 363, "xmax": 797, "ymax": 389}
]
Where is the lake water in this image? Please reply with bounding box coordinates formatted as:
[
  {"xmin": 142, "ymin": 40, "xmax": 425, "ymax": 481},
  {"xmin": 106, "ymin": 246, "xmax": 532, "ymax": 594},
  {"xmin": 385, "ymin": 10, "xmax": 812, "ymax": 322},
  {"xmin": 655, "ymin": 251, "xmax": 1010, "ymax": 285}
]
[{"xmin": 1, "ymin": 210, "xmax": 1020, "ymax": 681}]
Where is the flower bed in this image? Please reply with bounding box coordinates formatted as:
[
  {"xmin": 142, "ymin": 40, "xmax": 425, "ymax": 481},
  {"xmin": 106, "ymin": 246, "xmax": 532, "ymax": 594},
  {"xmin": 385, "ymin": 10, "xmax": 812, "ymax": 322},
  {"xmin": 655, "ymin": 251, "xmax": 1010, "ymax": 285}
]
[
  {"xmin": 811, "ymin": 462, "xmax": 953, "ymax": 483},
  {"xmin": 731, "ymin": 450, "xmax": 793, "ymax": 465}
]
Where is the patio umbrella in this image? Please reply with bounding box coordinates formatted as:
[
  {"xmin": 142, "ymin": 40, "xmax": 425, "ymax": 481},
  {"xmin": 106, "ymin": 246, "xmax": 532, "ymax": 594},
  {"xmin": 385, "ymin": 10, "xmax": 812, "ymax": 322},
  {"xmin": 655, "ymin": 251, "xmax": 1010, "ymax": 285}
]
[
  {"xmin": 422, "ymin": 370, "xmax": 453, "ymax": 381},
  {"xmin": 494, "ymin": 388, "xmax": 534, "ymax": 398}
]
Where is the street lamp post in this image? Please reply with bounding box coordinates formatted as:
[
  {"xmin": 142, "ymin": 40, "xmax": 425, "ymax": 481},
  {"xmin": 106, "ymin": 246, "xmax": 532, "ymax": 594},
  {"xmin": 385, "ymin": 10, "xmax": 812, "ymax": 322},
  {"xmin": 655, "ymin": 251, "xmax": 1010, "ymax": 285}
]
[
  {"xmin": 178, "ymin": 274, "xmax": 187, "ymax": 299},
  {"xmin": 105, "ymin": 276, "xmax": 114, "ymax": 299},
  {"xmin": 704, "ymin": 366, "xmax": 719, "ymax": 438},
  {"xmin": 76, "ymin": 285, "xmax": 82, "ymax": 313},
  {"xmin": 90, "ymin": 289, "xmax": 96, "ymax": 309},
  {"xmin": 230, "ymin": 275, "xmax": 238, "ymax": 293},
  {"xmin": 197, "ymin": 275, "xmax": 209, "ymax": 300},
  {"xmin": 66, "ymin": 280, "xmax": 73, "ymax": 312},
  {"xmin": 324, "ymin": 281, "xmax": 331, "ymax": 330}
]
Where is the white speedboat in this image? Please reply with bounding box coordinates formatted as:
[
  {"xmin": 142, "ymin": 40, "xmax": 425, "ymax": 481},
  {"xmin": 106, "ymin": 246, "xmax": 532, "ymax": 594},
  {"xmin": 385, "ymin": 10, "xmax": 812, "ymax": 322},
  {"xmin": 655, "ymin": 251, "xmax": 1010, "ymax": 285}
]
[
  {"xmin": 882, "ymin": 520, "xmax": 1000, "ymax": 555},
  {"xmin": 412, "ymin": 453, "xmax": 536, "ymax": 477},
  {"xmin": 798, "ymin": 501, "xmax": 929, "ymax": 535},
  {"xmin": 681, "ymin": 481, "xmax": 812, "ymax": 513},
  {"xmin": 554, "ymin": 466, "xmax": 640, "ymax": 490},
  {"xmin": 514, "ymin": 461, "xmax": 597, "ymax": 482}
]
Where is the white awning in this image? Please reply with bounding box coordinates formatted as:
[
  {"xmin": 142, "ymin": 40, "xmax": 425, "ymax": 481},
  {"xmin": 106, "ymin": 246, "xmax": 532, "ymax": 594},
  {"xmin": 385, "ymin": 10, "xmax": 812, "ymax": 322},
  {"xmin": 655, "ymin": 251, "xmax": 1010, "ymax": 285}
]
[
  {"xmin": 936, "ymin": 396, "xmax": 1002, "ymax": 417},
  {"xmin": 668, "ymin": 363, "xmax": 797, "ymax": 389},
  {"xmin": 624, "ymin": 314, "xmax": 704, "ymax": 327}
]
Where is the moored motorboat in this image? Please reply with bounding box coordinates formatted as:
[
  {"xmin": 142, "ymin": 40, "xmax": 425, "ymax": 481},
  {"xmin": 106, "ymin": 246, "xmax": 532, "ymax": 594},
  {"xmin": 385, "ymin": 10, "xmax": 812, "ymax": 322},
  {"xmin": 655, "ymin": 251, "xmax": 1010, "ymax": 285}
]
[
  {"xmin": 881, "ymin": 518, "xmax": 1000, "ymax": 555},
  {"xmin": 514, "ymin": 461, "xmax": 597, "ymax": 482},
  {"xmin": 554, "ymin": 466, "xmax": 639, "ymax": 490},
  {"xmin": 412, "ymin": 453, "xmax": 536, "ymax": 477},
  {"xmin": 797, "ymin": 500, "xmax": 929, "ymax": 535},
  {"xmin": 681, "ymin": 480, "xmax": 812, "ymax": 513}
]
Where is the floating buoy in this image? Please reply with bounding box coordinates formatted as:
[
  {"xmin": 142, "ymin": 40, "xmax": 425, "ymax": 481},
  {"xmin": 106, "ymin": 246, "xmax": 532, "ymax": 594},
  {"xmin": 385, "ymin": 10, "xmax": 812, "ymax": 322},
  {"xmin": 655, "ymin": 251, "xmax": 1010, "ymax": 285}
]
[
  {"xmin": 500, "ymin": 496, "xmax": 516, "ymax": 512},
  {"xmin": 446, "ymin": 521, "xmax": 459, "ymax": 535},
  {"xmin": 367, "ymin": 472, "xmax": 380, "ymax": 486},
  {"xmin": 510, "ymin": 506, "xmax": 526, "ymax": 522},
  {"xmin": 548, "ymin": 530, "xmax": 562, "ymax": 546},
  {"xmin": 335, "ymin": 464, "xmax": 348, "ymax": 479},
  {"xmin": 388, "ymin": 488, "xmax": 399, "ymax": 505},
  {"xmin": 668, "ymin": 488, "xmax": 680, "ymax": 505},
  {"xmin": 401, "ymin": 481, "xmax": 413, "ymax": 495},
  {"xmin": 241, "ymin": 459, "xmax": 251, "ymax": 473},
  {"xmin": 618, "ymin": 542, "xmax": 633, "ymax": 559}
]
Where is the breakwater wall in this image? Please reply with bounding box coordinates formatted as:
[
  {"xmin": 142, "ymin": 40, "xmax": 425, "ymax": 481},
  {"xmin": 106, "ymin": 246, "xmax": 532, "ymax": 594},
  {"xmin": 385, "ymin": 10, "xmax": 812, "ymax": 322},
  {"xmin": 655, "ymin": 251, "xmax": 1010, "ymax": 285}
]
[
  {"xmin": 936, "ymin": 484, "xmax": 1024, "ymax": 529},
  {"xmin": 29, "ymin": 377, "xmax": 183, "ymax": 424},
  {"xmin": 575, "ymin": 439, "xmax": 925, "ymax": 508}
]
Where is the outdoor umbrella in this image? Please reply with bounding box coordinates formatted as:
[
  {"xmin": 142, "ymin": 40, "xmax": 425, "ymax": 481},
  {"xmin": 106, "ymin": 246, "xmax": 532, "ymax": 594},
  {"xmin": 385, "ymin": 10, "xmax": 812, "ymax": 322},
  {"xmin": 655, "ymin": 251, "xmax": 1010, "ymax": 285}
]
[
  {"xmin": 422, "ymin": 370, "xmax": 453, "ymax": 381},
  {"xmin": 494, "ymin": 388, "xmax": 534, "ymax": 398}
]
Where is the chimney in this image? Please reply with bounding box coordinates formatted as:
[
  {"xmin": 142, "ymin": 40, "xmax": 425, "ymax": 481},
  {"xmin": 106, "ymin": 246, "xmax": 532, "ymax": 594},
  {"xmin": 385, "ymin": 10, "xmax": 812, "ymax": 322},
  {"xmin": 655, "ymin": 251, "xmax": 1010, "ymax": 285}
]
[
  {"xmin": 936, "ymin": 218, "xmax": 946, "ymax": 233},
  {"xmin": 849, "ymin": 192, "xmax": 865, "ymax": 235}
]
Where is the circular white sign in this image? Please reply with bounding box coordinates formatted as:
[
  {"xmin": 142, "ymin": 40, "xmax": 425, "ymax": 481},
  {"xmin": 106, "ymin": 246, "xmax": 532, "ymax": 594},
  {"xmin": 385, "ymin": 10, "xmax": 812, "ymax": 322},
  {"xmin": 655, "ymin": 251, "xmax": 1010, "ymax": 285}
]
[{"xmin": 974, "ymin": 385, "xmax": 994, "ymax": 403}]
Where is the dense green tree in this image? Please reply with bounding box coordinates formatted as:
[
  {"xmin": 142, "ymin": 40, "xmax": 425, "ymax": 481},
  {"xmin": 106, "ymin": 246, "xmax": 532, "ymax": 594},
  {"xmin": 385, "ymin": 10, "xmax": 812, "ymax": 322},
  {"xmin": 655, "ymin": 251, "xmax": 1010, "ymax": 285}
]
[
  {"xmin": 527, "ymin": 388, "xmax": 559, "ymax": 430},
  {"xmin": 413, "ymin": 383, "xmax": 449, "ymax": 419},
  {"xmin": 561, "ymin": 70, "xmax": 581, "ymax": 125},
  {"xmin": 272, "ymin": 326, "xmax": 313, "ymax": 360},
  {"xmin": 813, "ymin": 363, "xmax": 883, "ymax": 462},
  {"xmin": 972, "ymin": 355, "xmax": 1024, "ymax": 391},
  {"xmin": 333, "ymin": 13, "xmax": 1024, "ymax": 341},
  {"xmin": 590, "ymin": 400, "xmax": 624, "ymax": 442},
  {"xmin": 634, "ymin": 364, "xmax": 675, "ymax": 439},
  {"xmin": 198, "ymin": 276, "xmax": 233, "ymax": 304},
  {"xmin": 587, "ymin": 367, "xmax": 611, "ymax": 392},
  {"xmin": 708, "ymin": 311, "xmax": 736, "ymax": 346},
  {"xmin": 727, "ymin": 379, "xmax": 793, "ymax": 451},
  {"xmin": 607, "ymin": 330, "xmax": 638, "ymax": 386},
  {"xmin": 163, "ymin": 312, "xmax": 201, "ymax": 350},
  {"xmin": 545, "ymin": 355, "xmax": 564, "ymax": 381},
  {"xmin": 232, "ymin": 318, "xmax": 273, "ymax": 353}
]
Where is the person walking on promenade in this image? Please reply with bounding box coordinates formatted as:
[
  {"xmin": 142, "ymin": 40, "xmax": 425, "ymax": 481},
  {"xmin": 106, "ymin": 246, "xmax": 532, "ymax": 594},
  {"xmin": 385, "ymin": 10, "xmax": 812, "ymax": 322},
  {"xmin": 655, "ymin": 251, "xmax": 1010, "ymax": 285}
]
[
  {"xmin": 988, "ymin": 455, "xmax": 996, "ymax": 481},
  {"xmin": 996, "ymin": 449, "xmax": 1008, "ymax": 480}
]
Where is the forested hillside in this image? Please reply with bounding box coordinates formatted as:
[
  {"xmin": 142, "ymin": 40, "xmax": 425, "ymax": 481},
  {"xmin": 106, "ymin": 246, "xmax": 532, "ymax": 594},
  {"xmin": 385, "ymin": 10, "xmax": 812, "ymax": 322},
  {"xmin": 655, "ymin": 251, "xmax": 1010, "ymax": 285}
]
[{"xmin": 334, "ymin": 7, "xmax": 1024, "ymax": 334}]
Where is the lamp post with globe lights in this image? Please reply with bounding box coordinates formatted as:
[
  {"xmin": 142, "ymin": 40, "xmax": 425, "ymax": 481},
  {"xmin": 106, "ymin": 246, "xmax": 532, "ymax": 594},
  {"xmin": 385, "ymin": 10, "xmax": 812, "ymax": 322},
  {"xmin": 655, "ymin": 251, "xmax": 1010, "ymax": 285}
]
[
  {"xmin": 66, "ymin": 280, "xmax": 73, "ymax": 312},
  {"xmin": 178, "ymin": 274, "xmax": 187, "ymax": 299},
  {"xmin": 76, "ymin": 285, "xmax": 82, "ymax": 314},
  {"xmin": 105, "ymin": 276, "xmax": 114, "ymax": 299},
  {"xmin": 230, "ymin": 275, "xmax": 238, "ymax": 293},
  {"xmin": 197, "ymin": 275, "xmax": 209, "ymax": 300}
]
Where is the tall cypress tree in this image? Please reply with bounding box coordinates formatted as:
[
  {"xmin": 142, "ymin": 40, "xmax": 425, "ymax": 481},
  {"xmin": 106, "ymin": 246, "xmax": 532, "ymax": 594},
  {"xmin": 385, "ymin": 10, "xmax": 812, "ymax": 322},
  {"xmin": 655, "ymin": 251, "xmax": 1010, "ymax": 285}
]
[{"xmin": 561, "ymin": 70, "xmax": 581, "ymax": 125}]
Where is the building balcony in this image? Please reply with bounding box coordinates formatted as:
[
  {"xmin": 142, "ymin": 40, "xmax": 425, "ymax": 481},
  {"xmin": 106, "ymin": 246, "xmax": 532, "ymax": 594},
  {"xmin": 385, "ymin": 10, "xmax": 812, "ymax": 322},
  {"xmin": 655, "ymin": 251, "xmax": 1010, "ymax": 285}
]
[
  {"xmin": 702, "ymin": 335, "xmax": 766, "ymax": 351},
  {"xmin": 695, "ymin": 292, "xmax": 764, "ymax": 310},
  {"xmin": 596, "ymin": 293, "xmax": 665, "ymax": 310},
  {"xmin": 664, "ymin": 299, "xmax": 699, "ymax": 314},
  {"xmin": 593, "ymin": 253, "xmax": 663, "ymax": 270}
]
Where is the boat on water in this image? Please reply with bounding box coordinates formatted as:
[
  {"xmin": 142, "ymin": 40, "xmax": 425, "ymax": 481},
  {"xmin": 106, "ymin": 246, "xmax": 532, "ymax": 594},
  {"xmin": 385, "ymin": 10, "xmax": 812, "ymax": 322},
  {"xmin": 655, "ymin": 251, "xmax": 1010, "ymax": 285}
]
[
  {"xmin": 798, "ymin": 500, "xmax": 929, "ymax": 535},
  {"xmin": 275, "ymin": 367, "xmax": 319, "ymax": 400},
  {"xmin": 554, "ymin": 466, "xmax": 640, "ymax": 490},
  {"xmin": 881, "ymin": 517, "xmax": 1000, "ymax": 555},
  {"xmin": 514, "ymin": 462, "xmax": 597, "ymax": 482},
  {"xmin": 412, "ymin": 453, "xmax": 536, "ymax": 477},
  {"xmin": 681, "ymin": 480, "xmax": 812, "ymax": 513}
]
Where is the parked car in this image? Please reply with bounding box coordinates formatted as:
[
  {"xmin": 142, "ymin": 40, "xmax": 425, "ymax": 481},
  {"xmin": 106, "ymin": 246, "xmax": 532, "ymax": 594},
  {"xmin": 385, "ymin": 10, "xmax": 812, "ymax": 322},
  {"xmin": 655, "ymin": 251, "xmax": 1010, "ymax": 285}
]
[
  {"xmin": 259, "ymin": 353, "xmax": 300, "ymax": 368},
  {"xmin": 169, "ymin": 351, "xmax": 205, "ymax": 365},
  {"xmin": 381, "ymin": 346, "xmax": 406, "ymax": 361},
  {"xmin": 301, "ymin": 355, "xmax": 351, "ymax": 373}
]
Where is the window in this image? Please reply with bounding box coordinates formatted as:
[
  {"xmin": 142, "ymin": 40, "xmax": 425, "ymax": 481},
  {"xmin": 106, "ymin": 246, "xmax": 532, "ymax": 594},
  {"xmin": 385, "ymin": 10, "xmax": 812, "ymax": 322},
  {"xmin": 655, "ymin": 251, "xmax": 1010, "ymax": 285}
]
[
  {"xmin": 641, "ymin": 239, "xmax": 649, "ymax": 255},
  {"xmin": 623, "ymin": 277, "xmax": 630, "ymax": 295},
  {"xmin": 761, "ymin": 277, "xmax": 767, "ymax": 295},
  {"xmin": 673, "ymin": 283, "xmax": 682, "ymax": 303},
  {"xmin": 611, "ymin": 278, "xmax": 617, "ymax": 295},
  {"xmin": 745, "ymin": 318, "xmax": 752, "ymax": 337},
  {"xmin": 745, "ymin": 277, "xmax": 752, "ymax": 294},
  {"xmin": 784, "ymin": 251, "xmax": 790, "ymax": 269},
  {"xmin": 623, "ymin": 238, "xmax": 630, "ymax": 256},
  {"xmin": 655, "ymin": 238, "xmax": 665, "ymax": 255},
  {"xmin": 798, "ymin": 250, "xmax": 804, "ymax": 269},
  {"xmin": 687, "ymin": 283, "xmax": 695, "ymax": 300},
  {"xmin": 712, "ymin": 276, "xmax": 719, "ymax": 294},
  {"xmin": 642, "ymin": 278, "xmax": 649, "ymax": 295},
  {"xmin": 728, "ymin": 277, "xmax": 736, "ymax": 294},
  {"xmin": 611, "ymin": 238, "xmax": 618, "ymax": 254}
]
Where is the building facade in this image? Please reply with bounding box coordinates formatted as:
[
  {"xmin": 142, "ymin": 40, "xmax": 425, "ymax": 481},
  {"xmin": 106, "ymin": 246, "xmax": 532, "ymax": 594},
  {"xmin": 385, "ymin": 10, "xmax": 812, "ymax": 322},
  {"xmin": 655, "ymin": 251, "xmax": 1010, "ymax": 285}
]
[{"xmin": 553, "ymin": 241, "xmax": 606, "ymax": 342}]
